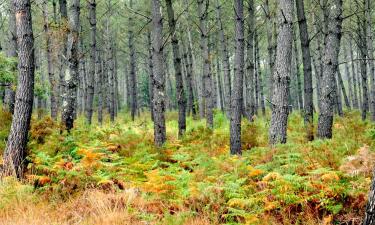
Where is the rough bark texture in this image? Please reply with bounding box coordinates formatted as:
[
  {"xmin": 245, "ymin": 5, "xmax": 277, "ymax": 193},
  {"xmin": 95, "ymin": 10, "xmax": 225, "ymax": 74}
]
[
  {"xmin": 317, "ymin": 0, "xmax": 343, "ymax": 139},
  {"xmin": 269, "ymin": 0, "xmax": 293, "ymax": 145},
  {"xmin": 197, "ymin": 0, "xmax": 214, "ymax": 128},
  {"xmin": 62, "ymin": 0, "xmax": 80, "ymax": 132},
  {"xmin": 296, "ymin": 0, "xmax": 314, "ymax": 141},
  {"xmin": 3, "ymin": 0, "xmax": 35, "ymax": 178},
  {"xmin": 86, "ymin": 0, "xmax": 96, "ymax": 124},
  {"xmin": 166, "ymin": 0, "xmax": 187, "ymax": 137},
  {"xmin": 230, "ymin": 0, "xmax": 245, "ymax": 155},
  {"xmin": 215, "ymin": 0, "xmax": 231, "ymax": 118},
  {"xmin": 334, "ymin": 72, "xmax": 343, "ymax": 116},
  {"xmin": 358, "ymin": 13, "xmax": 369, "ymax": 121},
  {"xmin": 151, "ymin": 0, "xmax": 166, "ymax": 146},
  {"xmin": 364, "ymin": 170, "xmax": 375, "ymax": 224},
  {"xmin": 129, "ymin": 0, "xmax": 137, "ymax": 121},
  {"xmin": 293, "ymin": 32, "xmax": 303, "ymax": 111},
  {"xmin": 58, "ymin": 0, "xmax": 68, "ymax": 112},
  {"xmin": 245, "ymin": 0, "xmax": 255, "ymax": 121}
]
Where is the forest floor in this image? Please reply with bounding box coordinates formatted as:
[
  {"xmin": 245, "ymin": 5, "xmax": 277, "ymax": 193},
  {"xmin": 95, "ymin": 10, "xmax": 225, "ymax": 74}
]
[{"xmin": 0, "ymin": 107, "xmax": 374, "ymax": 225}]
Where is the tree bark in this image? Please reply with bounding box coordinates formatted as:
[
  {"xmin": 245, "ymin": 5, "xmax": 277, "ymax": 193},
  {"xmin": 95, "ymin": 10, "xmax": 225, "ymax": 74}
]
[
  {"xmin": 245, "ymin": 0, "xmax": 255, "ymax": 121},
  {"xmin": 61, "ymin": 0, "xmax": 80, "ymax": 132},
  {"xmin": 129, "ymin": 0, "xmax": 137, "ymax": 121},
  {"xmin": 166, "ymin": 0, "xmax": 187, "ymax": 137},
  {"xmin": 255, "ymin": 31, "xmax": 266, "ymax": 116},
  {"xmin": 197, "ymin": 0, "xmax": 214, "ymax": 129},
  {"xmin": 349, "ymin": 36, "xmax": 359, "ymax": 109},
  {"xmin": 148, "ymin": 30, "xmax": 154, "ymax": 121},
  {"xmin": 343, "ymin": 43, "xmax": 353, "ymax": 109},
  {"xmin": 97, "ymin": 48, "xmax": 103, "ymax": 125},
  {"xmin": 230, "ymin": 0, "xmax": 245, "ymax": 155},
  {"xmin": 215, "ymin": 0, "xmax": 231, "ymax": 118},
  {"xmin": 4, "ymin": 1, "xmax": 17, "ymax": 114},
  {"xmin": 296, "ymin": 0, "xmax": 314, "ymax": 141},
  {"xmin": 58, "ymin": 0, "xmax": 68, "ymax": 114},
  {"xmin": 293, "ymin": 31, "xmax": 303, "ymax": 111},
  {"xmin": 337, "ymin": 68, "xmax": 350, "ymax": 109},
  {"xmin": 151, "ymin": 0, "xmax": 166, "ymax": 146},
  {"xmin": 366, "ymin": 0, "xmax": 375, "ymax": 121},
  {"xmin": 317, "ymin": 0, "xmax": 343, "ymax": 139},
  {"xmin": 358, "ymin": 12, "xmax": 369, "ymax": 121},
  {"xmin": 86, "ymin": 0, "xmax": 96, "ymax": 124},
  {"xmin": 3, "ymin": 0, "xmax": 35, "ymax": 178},
  {"xmin": 269, "ymin": 0, "xmax": 293, "ymax": 145}
]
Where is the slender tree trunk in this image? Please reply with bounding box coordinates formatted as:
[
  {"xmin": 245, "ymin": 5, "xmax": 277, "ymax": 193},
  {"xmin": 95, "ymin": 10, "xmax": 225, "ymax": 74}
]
[
  {"xmin": 129, "ymin": 0, "xmax": 137, "ymax": 121},
  {"xmin": 230, "ymin": 0, "xmax": 244, "ymax": 155},
  {"xmin": 216, "ymin": 56, "xmax": 224, "ymax": 112},
  {"xmin": 148, "ymin": 31, "xmax": 154, "ymax": 121},
  {"xmin": 349, "ymin": 37, "xmax": 359, "ymax": 109},
  {"xmin": 86, "ymin": 0, "xmax": 96, "ymax": 124},
  {"xmin": 269, "ymin": 0, "xmax": 293, "ymax": 145},
  {"xmin": 151, "ymin": 0, "xmax": 166, "ymax": 146},
  {"xmin": 182, "ymin": 37, "xmax": 196, "ymax": 117},
  {"xmin": 61, "ymin": 0, "xmax": 80, "ymax": 132},
  {"xmin": 264, "ymin": 0, "xmax": 276, "ymax": 101},
  {"xmin": 42, "ymin": 0, "xmax": 58, "ymax": 120},
  {"xmin": 3, "ymin": 0, "xmax": 35, "ymax": 178},
  {"xmin": 197, "ymin": 0, "xmax": 214, "ymax": 128},
  {"xmin": 334, "ymin": 72, "xmax": 343, "ymax": 116},
  {"xmin": 58, "ymin": 0, "xmax": 68, "ymax": 114},
  {"xmin": 245, "ymin": 0, "xmax": 255, "ymax": 121},
  {"xmin": 293, "ymin": 31, "xmax": 304, "ymax": 111},
  {"xmin": 255, "ymin": 31, "xmax": 266, "ymax": 116},
  {"xmin": 343, "ymin": 43, "xmax": 353, "ymax": 109},
  {"xmin": 337, "ymin": 69, "xmax": 350, "ymax": 109},
  {"xmin": 358, "ymin": 13, "xmax": 369, "ymax": 121},
  {"xmin": 296, "ymin": 0, "xmax": 314, "ymax": 141},
  {"xmin": 166, "ymin": 0, "xmax": 187, "ymax": 137},
  {"xmin": 97, "ymin": 49, "xmax": 103, "ymax": 125},
  {"xmin": 215, "ymin": 0, "xmax": 231, "ymax": 118},
  {"xmin": 317, "ymin": 0, "xmax": 343, "ymax": 139},
  {"xmin": 366, "ymin": 0, "xmax": 375, "ymax": 121},
  {"xmin": 4, "ymin": 1, "xmax": 17, "ymax": 114}
]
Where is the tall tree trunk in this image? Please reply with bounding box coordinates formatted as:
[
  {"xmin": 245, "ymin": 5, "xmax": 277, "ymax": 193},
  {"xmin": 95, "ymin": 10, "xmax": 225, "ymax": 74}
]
[
  {"xmin": 129, "ymin": 0, "xmax": 137, "ymax": 121},
  {"xmin": 182, "ymin": 37, "xmax": 196, "ymax": 117},
  {"xmin": 255, "ymin": 31, "xmax": 266, "ymax": 116},
  {"xmin": 343, "ymin": 43, "xmax": 353, "ymax": 109},
  {"xmin": 269, "ymin": 0, "xmax": 293, "ymax": 145},
  {"xmin": 296, "ymin": 0, "xmax": 314, "ymax": 141},
  {"xmin": 317, "ymin": 0, "xmax": 343, "ymax": 139},
  {"xmin": 148, "ymin": 31, "xmax": 154, "ymax": 121},
  {"xmin": 86, "ymin": 0, "xmax": 96, "ymax": 124},
  {"xmin": 230, "ymin": 0, "xmax": 245, "ymax": 155},
  {"xmin": 358, "ymin": 12, "xmax": 369, "ymax": 121},
  {"xmin": 216, "ymin": 56, "xmax": 224, "ymax": 112},
  {"xmin": 293, "ymin": 31, "xmax": 303, "ymax": 111},
  {"xmin": 97, "ymin": 49, "xmax": 103, "ymax": 125},
  {"xmin": 264, "ymin": 0, "xmax": 276, "ymax": 101},
  {"xmin": 349, "ymin": 37, "xmax": 359, "ymax": 109},
  {"xmin": 366, "ymin": 0, "xmax": 375, "ymax": 121},
  {"xmin": 58, "ymin": 0, "xmax": 68, "ymax": 114},
  {"xmin": 245, "ymin": 0, "xmax": 255, "ymax": 121},
  {"xmin": 166, "ymin": 0, "xmax": 187, "ymax": 137},
  {"xmin": 197, "ymin": 0, "xmax": 214, "ymax": 128},
  {"xmin": 151, "ymin": 0, "xmax": 166, "ymax": 146},
  {"xmin": 3, "ymin": 0, "xmax": 35, "ymax": 178},
  {"xmin": 42, "ymin": 0, "xmax": 58, "ymax": 120},
  {"xmin": 215, "ymin": 0, "xmax": 231, "ymax": 118},
  {"xmin": 4, "ymin": 1, "xmax": 17, "ymax": 114},
  {"xmin": 61, "ymin": 0, "xmax": 80, "ymax": 132}
]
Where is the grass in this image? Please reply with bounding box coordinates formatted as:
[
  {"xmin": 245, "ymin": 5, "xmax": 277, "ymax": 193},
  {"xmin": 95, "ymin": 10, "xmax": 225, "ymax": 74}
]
[{"xmin": 0, "ymin": 107, "xmax": 374, "ymax": 225}]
